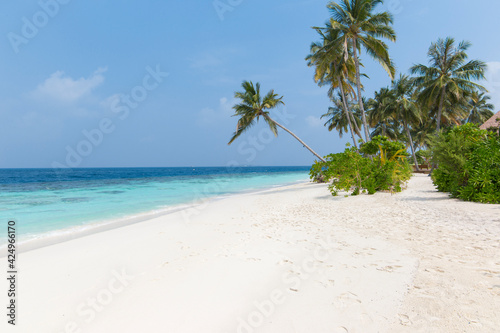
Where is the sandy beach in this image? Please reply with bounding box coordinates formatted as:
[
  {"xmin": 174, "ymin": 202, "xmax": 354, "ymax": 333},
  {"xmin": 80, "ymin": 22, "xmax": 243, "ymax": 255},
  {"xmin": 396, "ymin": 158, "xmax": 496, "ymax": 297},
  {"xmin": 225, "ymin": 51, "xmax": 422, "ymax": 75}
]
[{"xmin": 2, "ymin": 174, "xmax": 499, "ymax": 333}]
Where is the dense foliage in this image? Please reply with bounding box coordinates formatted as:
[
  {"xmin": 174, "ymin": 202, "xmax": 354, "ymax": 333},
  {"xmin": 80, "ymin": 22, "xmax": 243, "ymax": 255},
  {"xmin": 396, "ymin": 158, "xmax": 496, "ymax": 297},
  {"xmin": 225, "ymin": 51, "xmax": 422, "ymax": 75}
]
[
  {"xmin": 431, "ymin": 124, "xmax": 500, "ymax": 204},
  {"xmin": 310, "ymin": 136, "xmax": 412, "ymax": 196}
]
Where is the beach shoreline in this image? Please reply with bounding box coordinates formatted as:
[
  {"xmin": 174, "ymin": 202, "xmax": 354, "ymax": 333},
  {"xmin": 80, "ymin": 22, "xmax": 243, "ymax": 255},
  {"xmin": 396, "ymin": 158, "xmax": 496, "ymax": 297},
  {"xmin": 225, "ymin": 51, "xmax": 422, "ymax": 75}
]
[
  {"xmin": 2, "ymin": 174, "xmax": 499, "ymax": 332},
  {"xmin": 1, "ymin": 178, "xmax": 310, "ymax": 256}
]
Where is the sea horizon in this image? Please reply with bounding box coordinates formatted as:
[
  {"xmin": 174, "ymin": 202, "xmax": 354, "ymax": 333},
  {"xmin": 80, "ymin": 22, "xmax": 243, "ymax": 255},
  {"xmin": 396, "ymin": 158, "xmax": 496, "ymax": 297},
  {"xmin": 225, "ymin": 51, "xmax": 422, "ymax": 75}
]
[{"xmin": 0, "ymin": 165, "xmax": 312, "ymax": 169}]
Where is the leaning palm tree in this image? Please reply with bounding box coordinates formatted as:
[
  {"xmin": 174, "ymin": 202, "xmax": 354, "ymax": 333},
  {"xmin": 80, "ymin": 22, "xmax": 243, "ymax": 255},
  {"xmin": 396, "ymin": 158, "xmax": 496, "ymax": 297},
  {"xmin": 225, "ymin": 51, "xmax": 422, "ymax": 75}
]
[
  {"xmin": 411, "ymin": 37, "xmax": 487, "ymax": 133},
  {"xmin": 228, "ymin": 81, "xmax": 326, "ymax": 162},
  {"xmin": 327, "ymin": 0, "xmax": 396, "ymax": 141},
  {"xmin": 465, "ymin": 92, "xmax": 495, "ymax": 124}
]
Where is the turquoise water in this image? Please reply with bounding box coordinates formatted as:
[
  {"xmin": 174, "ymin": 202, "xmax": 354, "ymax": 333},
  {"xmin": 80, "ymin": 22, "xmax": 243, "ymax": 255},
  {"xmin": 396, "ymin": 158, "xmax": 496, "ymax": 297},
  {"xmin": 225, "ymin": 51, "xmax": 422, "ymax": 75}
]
[{"xmin": 0, "ymin": 167, "xmax": 309, "ymax": 245}]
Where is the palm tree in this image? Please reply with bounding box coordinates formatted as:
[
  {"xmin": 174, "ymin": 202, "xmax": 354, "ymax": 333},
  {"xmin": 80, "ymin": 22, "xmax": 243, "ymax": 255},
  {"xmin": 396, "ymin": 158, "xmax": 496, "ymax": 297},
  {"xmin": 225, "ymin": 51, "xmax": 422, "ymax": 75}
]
[
  {"xmin": 327, "ymin": 0, "xmax": 396, "ymax": 141},
  {"xmin": 392, "ymin": 74, "xmax": 421, "ymax": 170},
  {"xmin": 306, "ymin": 23, "xmax": 361, "ymax": 148},
  {"xmin": 412, "ymin": 115, "xmax": 434, "ymax": 150},
  {"xmin": 465, "ymin": 92, "xmax": 495, "ymax": 124},
  {"xmin": 440, "ymin": 97, "xmax": 470, "ymax": 127},
  {"xmin": 228, "ymin": 81, "xmax": 326, "ymax": 162},
  {"xmin": 321, "ymin": 93, "xmax": 363, "ymax": 142},
  {"xmin": 322, "ymin": 98, "xmax": 349, "ymax": 137},
  {"xmin": 367, "ymin": 87, "xmax": 395, "ymax": 138},
  {"xmin": 411, "ymin": 37, "xmax": 487, "ymax": 133}
]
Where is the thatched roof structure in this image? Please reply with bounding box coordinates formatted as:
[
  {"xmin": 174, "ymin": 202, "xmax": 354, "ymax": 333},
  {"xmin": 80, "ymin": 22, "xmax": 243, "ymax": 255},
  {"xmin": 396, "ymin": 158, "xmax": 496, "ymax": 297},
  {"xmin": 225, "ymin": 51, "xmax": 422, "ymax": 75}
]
[{"xmin": 480, "ymin": 110, "xmax": 500, "ymax": 131}]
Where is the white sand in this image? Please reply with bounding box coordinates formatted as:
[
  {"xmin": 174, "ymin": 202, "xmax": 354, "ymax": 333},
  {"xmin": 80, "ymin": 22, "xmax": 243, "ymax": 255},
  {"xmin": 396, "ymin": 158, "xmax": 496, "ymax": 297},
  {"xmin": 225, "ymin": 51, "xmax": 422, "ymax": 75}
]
[{"xmin": 2, "ymin": 174, "xmax": 499, "ymax": 332}]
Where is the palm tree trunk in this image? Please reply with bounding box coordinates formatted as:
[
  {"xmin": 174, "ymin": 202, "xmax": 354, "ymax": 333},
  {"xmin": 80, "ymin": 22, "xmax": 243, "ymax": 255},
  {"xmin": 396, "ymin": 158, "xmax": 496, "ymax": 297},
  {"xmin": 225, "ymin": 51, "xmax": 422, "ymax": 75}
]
[
  {"xmin": 405, "ymin": 122, "xmax": 419, "ymax": 171},
  {"xmin": 436, "ymin": 87, "xmax": 446, "ymax": 132},
  {"xmin": 351, "ymin": 113, "xmax": 364, "ymax": 140},
  {"xmin": 348, "ymin": 108, "xmax": 364, "ymax": 142},
  {"xmin": 337, "ymin": 78, "xmax": 358, "ymax": 149},
  {"xmin": 352, "ymin": 38, "xmax": 371, "ymax": 142},
  {"xmin": 432, "ymin": 87, "xmax": 447, "ymax": 171},
  {"xmin": 264, "ymin": 115, "xmax": 326, "ymax": 163}
]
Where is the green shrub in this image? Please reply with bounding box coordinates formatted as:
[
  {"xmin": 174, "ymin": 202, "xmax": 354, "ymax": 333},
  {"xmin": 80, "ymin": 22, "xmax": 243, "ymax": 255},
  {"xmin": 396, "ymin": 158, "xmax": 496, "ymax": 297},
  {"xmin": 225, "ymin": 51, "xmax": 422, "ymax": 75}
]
[
  {"xmin": 310, "ymin": 137, "xmax": 412, "ymax": 196},
  {"xmin": 359, "ymin": 135, "xmax": 408, "ymax": 159},
  {"xmin": 459, "ymin": 135, "xmax": 500, "ymax": 203},
  {"xmin": 309, "ymin": 159, "xmax": 327, "ymax": 183},
  {"xmin": 431, "ymin": 124, "xmax": 500, "ymax": 204}
]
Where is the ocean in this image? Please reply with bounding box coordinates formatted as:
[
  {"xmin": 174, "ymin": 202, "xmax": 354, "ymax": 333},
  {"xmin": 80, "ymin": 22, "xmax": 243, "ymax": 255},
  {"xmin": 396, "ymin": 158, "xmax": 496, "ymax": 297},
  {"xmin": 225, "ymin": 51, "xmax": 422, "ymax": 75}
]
[{"xmin": 0, "ymin": 167, "xmax": 310, "ymax": 247}]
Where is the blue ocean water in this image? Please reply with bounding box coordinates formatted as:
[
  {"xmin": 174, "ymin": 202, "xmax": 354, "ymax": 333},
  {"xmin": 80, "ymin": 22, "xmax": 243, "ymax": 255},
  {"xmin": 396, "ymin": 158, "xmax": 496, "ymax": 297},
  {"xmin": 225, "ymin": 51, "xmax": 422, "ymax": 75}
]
[{"xmin": 0, "ymin": 167, "xmax": 309, "ymax": 246}]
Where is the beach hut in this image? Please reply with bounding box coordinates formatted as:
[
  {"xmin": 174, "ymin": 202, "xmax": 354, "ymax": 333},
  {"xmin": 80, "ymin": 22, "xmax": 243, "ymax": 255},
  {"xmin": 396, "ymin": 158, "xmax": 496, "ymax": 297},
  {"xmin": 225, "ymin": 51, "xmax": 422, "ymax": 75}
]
[{"xmin": 480, "ymin": 110, "xmax": 500, "ymax": 133}]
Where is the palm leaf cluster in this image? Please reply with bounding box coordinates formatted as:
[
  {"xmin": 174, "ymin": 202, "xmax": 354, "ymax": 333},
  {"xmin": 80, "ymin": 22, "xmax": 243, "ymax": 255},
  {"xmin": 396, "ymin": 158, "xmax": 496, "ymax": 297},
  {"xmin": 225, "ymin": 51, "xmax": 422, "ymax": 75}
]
[
  {"xmin": 411, "ymin": 37, "xmax": 488, "ymax": 132},
  {"xmin": 309, "ymin": 0, "xmax": 397, "ymax": 143},
  {"xmin": 228, "ymin": 81, "xmax": 326, "ymax": 162}
]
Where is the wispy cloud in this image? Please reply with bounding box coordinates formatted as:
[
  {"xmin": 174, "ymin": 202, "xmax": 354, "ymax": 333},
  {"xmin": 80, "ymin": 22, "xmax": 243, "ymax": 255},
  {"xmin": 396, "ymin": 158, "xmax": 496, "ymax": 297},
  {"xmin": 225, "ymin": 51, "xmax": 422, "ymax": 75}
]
[{"xmin": 32, "ymin": 67, "xmax": 107, "ymax": 103}]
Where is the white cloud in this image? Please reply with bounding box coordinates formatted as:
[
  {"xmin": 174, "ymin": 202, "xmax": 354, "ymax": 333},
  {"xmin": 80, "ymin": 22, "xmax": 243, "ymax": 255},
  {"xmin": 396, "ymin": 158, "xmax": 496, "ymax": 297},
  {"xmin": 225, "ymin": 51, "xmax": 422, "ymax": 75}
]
[
  {"xmin": 305, "ymin": 115, "xmax": 323, "ymax": 128},
  {"xmin": 32, "ymin": 67, "xmax": 107, "ymax": 103},
  {"xmin": 485, "ymin": 61, "xmax": 500, "ymax": 110}
]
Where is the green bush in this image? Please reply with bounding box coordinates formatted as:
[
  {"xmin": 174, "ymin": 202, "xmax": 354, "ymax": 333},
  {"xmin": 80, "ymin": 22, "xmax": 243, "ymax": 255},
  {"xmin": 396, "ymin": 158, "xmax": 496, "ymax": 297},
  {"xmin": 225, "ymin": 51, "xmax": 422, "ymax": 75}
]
[
  {"xmin": 359, "ymin": 135, "xmax": 408, "ymax": 159},
  {"xmin": 309, "ymin": 159, "xmax": 327, "ymax": 183},
  {"xmin": 431, "ymin": 124, "xmax": 500, "ymax": 204},
  {"xmin": 310, "ymin": 137, "xmax": 412, "ymax": 196}
]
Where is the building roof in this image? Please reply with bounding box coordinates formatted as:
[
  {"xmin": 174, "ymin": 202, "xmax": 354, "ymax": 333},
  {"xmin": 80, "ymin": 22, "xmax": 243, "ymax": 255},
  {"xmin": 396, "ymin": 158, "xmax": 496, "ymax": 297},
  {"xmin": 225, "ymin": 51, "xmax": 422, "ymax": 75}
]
[{"xmin": 480, "ymin": 110, "xmax": 500, "ymax": 130}]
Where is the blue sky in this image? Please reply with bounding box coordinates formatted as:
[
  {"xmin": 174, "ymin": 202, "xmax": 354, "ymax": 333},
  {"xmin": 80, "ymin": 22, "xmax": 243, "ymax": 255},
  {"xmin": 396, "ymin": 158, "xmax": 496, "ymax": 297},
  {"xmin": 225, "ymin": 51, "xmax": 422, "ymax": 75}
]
[{"xmin": 0, "ymin": 0, "xmax": 499, "ymax": 168}]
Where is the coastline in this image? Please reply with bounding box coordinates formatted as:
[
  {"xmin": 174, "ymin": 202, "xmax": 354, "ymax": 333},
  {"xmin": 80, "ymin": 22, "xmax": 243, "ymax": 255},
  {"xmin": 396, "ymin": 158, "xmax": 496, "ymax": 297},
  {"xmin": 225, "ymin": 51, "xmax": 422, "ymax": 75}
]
[
  {"xmin": 1, "ymin": 177, "xmax": 310, "ymax": 255},
  {"xmin": 2, "ymin": 174, "xmax": 499, "ymax": 332}
]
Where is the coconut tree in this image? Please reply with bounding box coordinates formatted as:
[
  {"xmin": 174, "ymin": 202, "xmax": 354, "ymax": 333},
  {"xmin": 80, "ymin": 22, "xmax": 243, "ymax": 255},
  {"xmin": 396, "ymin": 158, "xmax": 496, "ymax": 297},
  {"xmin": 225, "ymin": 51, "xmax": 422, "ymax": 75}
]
[
  {"xmin": 392, "ymin": 74, "xmax": 421, "ymax": 170},
  {"xmin": 465, "ymin": 92, "xmax": 495, "ymax": 124},
  {"xmin": 367, "ymin": 87, "xmax": 396, "ymax": 139},
  {"xmin": 327, "ymin": 0, "xmax": 396, "ymax": 141},
  {"xmin": 321, "ymin": 93, "xmax": 363, "ymax": 141},
  {"xmin": 322, "ymin": 97, "xmax": 350, "ymax": 137},
  {"xmin": 411, "ymin": 37, "xmax": 487, "ymax": 133},
  {"xmin": 306, "ymin": 23, "xmax": 361, "ymax": 148},
  {"xmin": 228, "ymin": 81, "xmax": 326, "ymax": 162},
  {"xmin": 412, "ymin": 115, "xmax": 434, "ymax": 150}
]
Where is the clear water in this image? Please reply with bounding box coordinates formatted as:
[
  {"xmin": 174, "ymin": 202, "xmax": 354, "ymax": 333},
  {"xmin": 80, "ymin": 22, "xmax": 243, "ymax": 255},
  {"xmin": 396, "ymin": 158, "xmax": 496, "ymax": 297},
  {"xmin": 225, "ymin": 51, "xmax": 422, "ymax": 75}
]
[{"xmin": 0, "ymin": 167, "xmax": 309, "ymax": 245}]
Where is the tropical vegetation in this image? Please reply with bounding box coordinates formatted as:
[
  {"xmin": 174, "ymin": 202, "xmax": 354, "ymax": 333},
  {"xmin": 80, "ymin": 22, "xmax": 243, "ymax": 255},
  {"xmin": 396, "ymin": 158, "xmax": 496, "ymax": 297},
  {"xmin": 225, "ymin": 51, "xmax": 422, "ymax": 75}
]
[
  {"xmin": 310, "ymin": 136, "xmax": 411, "ymax": 196},
  {"xmin": 310, "ymin": 0, "xmax": 396, "ymax": 142},
  {"xmin": 228, "ymin": 0, "xmax": 496, "ymax": 202},
  {"xmin": 431, "ymin": 124, "xmax": 500, "ymax": 204},
  {"xmin": 411, "ymin": 38, "xmax": 487, "ymax": 133}
]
